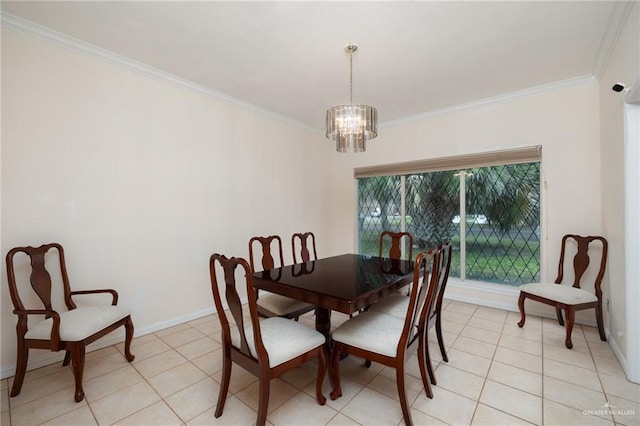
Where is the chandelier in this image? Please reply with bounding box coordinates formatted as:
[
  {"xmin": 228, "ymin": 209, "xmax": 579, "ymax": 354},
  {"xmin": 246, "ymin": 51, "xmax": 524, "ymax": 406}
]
[{"xmin": 325, "ymin": 44, "xmax": 378, "ymax": 153}]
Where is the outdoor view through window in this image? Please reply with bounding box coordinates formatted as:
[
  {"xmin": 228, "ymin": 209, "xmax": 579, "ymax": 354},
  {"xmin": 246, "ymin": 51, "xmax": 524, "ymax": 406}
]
[{"xmin": 358, "ymin": 162, "xmax": 541, "ymax": 286}]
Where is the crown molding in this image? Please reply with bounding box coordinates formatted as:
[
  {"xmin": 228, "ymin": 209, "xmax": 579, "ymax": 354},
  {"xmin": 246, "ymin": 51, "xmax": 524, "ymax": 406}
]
[
  {"xmin": 381, "ymin": 75, "xmax": 597, "ymax": 128},
  {"xmin": 0, "ymin": 12, "xmax": 318, "ymax": 134},
  {"xmin": 0, "ymin": 11, "xmax": 616, "ymax": 133},
  {"xmin": 592, "ymin": 1, "xmax": 636, "ymax": 79}
]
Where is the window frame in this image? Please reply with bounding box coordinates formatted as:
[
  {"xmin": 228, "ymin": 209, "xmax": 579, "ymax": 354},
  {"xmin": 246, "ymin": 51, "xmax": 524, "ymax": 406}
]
[
  {"xmin": 354, "ymin": 146, "xmax": 542, "ymax": 179},
  {"xmin": 355, "ymin": 146, "xmax": 543, "ymax": 286}
]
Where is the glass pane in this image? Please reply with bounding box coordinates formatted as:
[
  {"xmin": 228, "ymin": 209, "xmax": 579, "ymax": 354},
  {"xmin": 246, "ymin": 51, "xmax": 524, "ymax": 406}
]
[
  {"xmin": 356, "ymin": 161, "xmax": 540, "ymax": 286},
  {"xmin": 358, "ymin": 176, "xmax": 402, "ymax": 257},
  {"xmin": 406, "ymin": 172, "xmax": 461, "ymax": 274},
  {"xmin": 465, "ymin": 163, "xmax": 541, "ymax": 285}
]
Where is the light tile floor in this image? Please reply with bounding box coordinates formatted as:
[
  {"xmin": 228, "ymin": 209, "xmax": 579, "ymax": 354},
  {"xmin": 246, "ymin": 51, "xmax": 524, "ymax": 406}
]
[{"xmin": 2, "ymin": 300, "xmax": 639, "ymax": 425}]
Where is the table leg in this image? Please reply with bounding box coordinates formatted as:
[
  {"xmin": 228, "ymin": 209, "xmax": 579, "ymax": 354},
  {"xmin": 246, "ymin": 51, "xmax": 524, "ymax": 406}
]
[
  {"xmin": 315, "ymin": 308, "xmax": 336, "ymax": 388},
  {"xmin": 315, "ymin": 308, "xmax": 332, "ymax": 344}
]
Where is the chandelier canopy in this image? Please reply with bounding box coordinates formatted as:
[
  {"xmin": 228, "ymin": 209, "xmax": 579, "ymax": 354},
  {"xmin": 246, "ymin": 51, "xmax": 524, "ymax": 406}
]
[{"xmin": 325, "ymin": 44, "xmax": 378, "ymax": 153}]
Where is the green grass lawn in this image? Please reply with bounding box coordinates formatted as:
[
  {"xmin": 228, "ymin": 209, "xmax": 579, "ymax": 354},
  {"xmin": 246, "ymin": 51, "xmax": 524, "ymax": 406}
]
[{"xmin": 359, "ymin": 224, "xmax": 540, "ymax": 286}]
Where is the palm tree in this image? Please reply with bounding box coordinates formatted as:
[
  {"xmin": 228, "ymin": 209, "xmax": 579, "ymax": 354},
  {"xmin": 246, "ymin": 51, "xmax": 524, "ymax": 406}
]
[
  {"xmin": 466, "ymin": 163, "xmax": 540, "ymax": 232},
  {"xmin": 405, "ymin": 163, "xmax": 540, "ymax": 246},
  {"xmin": 405, "ymin": 171, "xmax": 459, "ymax": 248}
]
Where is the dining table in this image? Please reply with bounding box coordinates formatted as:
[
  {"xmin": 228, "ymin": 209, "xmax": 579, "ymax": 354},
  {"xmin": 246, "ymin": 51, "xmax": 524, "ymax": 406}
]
[{"xmin": 252, "ymin": 253, "xmax": 416, "ymax": 344}]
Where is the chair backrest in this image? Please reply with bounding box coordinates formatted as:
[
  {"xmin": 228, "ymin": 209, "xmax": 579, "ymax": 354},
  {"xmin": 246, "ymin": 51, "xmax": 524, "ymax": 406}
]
[
  {"xmin": 6, "ymin": 243, "xmax": 77, "ymax": 313},
  {"xmin": 398, "ymin": 250, "xmax": 439, "ymax": 354},
  {"xmin": 291, "ymin": 232, "xmax": 317, "ymax": 263},
  {"xmin": 249, "ymin": 235, "xmax": 285, "ymax": 273},
  {"xmin": 555, "ymin": 234, "xmax": 608, "ymax": 293},
  {"xmin": 379, "ymin": 231, "xmax": 413, "ymax": 261},
  {"xmin": 209, "ymin": 254, "xmax": 268, "ymax": 364},
  {"xmin": 433, "ymin": 242, "xmax": 453, "ymax": 320},
  {"xmin": 421, "ymin": 245, "xmax": 449, "ymax": 331}
]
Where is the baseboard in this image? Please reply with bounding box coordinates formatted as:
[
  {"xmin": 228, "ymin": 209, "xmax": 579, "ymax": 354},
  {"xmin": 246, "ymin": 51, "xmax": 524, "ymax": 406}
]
[
  {"xmin": 608, "ymin": 333, "xmax": 633, "ymax": 381},
  {"xmin": 444, "ymin": 282, "xmax": 520, "ymax": 313},
  {"xmin": 2, "ymin": 291, "xmax": 615, "ymax": 380},
  {"xmin": 444, "ymin": 279, "xmax": 599, "ymax": 327},
  {"xmin": 0, "ymin": 302, "xmax": 242, "ymax": 380}
]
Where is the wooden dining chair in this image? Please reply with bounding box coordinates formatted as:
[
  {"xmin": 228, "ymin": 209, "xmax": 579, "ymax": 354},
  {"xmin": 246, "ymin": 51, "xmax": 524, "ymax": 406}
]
[
  {"xmin": 291, "ymin": 232, "xmax": 318, "ymax": 276},
  {"xmin": 379, "ymin": 231, "xmax": 414, "ymax": 261},
  {"xmin": 291, "ymin": 232, "xmax": 317, "ymax": 263},
  {"xmin": 369, "ymin": 242, "xmax": 453, "ymax": 365},
  {"xmin": 379, "ymin": 231, "xmax": 414, "ymax": 299},
  {"xmin": 419, "ymin": 242, "xmax": 453, "ymax": 388},
  {"xmin": 330, "ymin": 250, "xmax": 440, "ymax": 425},
  {"xmin": 518, "ymin": 234, "xmax": 608, "ymax": 349},
  {"xmin": 209, "ymin": 254, "xmax": 327, "ymax": 426},
  {"xmin": 433, "ymin": 243, "xmax": 453, "ymax": 363},
  {"xmin": 6, "ymin": 243, "xmax": 134, "ymax": 402},
  {"xmin": 249, "ymin": 235, "xmax": 315, "ymax": 319}
]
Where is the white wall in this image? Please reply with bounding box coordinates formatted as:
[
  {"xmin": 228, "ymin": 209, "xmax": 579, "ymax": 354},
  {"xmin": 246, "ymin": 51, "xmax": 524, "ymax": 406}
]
[
  {"xmin": 327, "ymin": 79, "xmax": 605, "ymax": 322},
  {"xmin": 1, "ymin": 29, "xmax": 333, "ymax": 377},
  {"xmin": 3, "ymin": 11, "xmax": 636, "ymax": 382},
  {"xmin": 599, "ymin": 3, "xmax": 639, "ymax": 381}
]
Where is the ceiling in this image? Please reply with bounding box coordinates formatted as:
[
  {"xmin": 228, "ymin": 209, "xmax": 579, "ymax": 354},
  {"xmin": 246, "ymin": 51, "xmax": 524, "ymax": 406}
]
[{"xmin": 1, "ymin": 1, "xmax": 633, "ymax": 131}]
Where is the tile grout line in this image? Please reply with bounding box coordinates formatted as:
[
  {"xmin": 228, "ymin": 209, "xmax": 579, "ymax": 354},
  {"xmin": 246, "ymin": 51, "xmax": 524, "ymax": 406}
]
[
  {"xmin": 584, "ymin": 325, "xmax": 617, "ymax": 424},
  {"xmin": 468, "ymin": 304, "xmax": 488, "ymax": 426},
  {"xmin": 116, "ymin": 332, "xmax": 183, "ymax": 425},
  {"xmin": 541, "ymin": 321, "xmax": 622, "ymax": 425},
  {"xmin": 467, "ymin": 306, "xmax": 542, "ymax": 426},
  {"xmin": 120, "ymin": 322, "xmax": 215, "ymax": 424},
  {"xmin": 7, "ymin": 305, "xmax": 632, "ymax": 426},
  {"xmin": 418, "ymin": 303, "xmax": 480, "ymax": 425}
]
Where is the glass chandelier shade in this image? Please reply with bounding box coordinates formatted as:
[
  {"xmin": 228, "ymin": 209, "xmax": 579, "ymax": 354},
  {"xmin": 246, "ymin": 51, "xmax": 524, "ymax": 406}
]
[
  {"xmin": 325, "ymin": 44, "xmax": 378, "ymax": 153},
  {"xmin": 326, "ymin": 104, "xmax": 378, "ymax": 153}
]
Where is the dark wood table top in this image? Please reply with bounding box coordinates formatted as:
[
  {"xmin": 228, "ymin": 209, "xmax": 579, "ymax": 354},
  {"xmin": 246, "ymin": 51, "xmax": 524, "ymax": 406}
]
[{"xmin": 252, "ymin": 253, "xmax": 415, "ymax": 315}]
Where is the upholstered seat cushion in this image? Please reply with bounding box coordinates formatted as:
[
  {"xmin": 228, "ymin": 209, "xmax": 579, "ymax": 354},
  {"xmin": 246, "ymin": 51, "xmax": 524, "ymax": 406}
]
[
  {"xmin": 25, "ymin": 306, "xmax": 131, "ymax": 341},
  {"xmin": 231, "ymin": 317, "xmax": 324, "ymax": 367},
  {"xmin": 519, "ymin": 283, "xmax": 598, "ymax": 305},
  {"xmin": 257, "ymin": 293, "xmax": 313, "ymax": 316},
  {"xmin": 332, "ymin": 311, "xmax": 404, "ymax": 357},
  {"xmin": 368, "ymin": 294, "xmax": 409, "ymax": 319}
]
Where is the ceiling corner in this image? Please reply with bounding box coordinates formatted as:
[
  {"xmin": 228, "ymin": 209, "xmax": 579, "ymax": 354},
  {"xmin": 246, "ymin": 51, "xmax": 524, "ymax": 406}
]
[{"xmin": 592, "ymin": 1, "xmax": 636, "ymax": 79}]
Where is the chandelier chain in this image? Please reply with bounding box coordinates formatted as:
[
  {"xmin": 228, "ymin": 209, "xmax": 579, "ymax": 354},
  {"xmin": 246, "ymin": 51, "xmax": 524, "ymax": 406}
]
[
  {"xmin": 325, "ymin": 43, "xmax": 377, "ymax": 153},
  {"xmin": 349, "ymin": 48, "xmax": 353, "ymax": 105}
]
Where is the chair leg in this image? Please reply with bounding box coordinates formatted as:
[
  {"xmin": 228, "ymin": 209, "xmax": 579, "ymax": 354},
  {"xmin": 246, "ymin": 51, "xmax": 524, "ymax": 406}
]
[
  {"xmin": 596, "ymin": 302, "xmax": 607, "ymax": 342},
  {"xmin": 417, "ymin": 332, "xmax": 433, "ymax": 399},
  {"xmin": 425, "ymin": 340, "xmax": 437, "ymax": 386},
  {"xmin": 564, "ymin": 307, "xmax": 575, "ymax": 349},
  {"xmin": 329, "ymin": 342, "xmax": 343, "ymax": 400},
  {"xmin": 517, "ymin": 293, "xmax": 527, "ymax": 327},
  {"xmin": 395, "ymin": 365, "xmax": 413, "ymax": 426},
  {"xmin": 214, "ymin": 350, "xmax": 232, "ymax": 418},
  {"xmin": 256, "ymin": 377, "xmax": 270, "ymax": 426},
  {"xmin": 435, "ymin": 312, "xmax": 448, "ymax": 363},
  {"xmin": 123, "ymin": 316, "xmax": 135, "ymax": 362},
  {"xmin": 556, "ymin": 307, "xmax": 565, "ymax": 326},
  {"xmin": 316, "ymin": 346, "xmax": 327, "ymax": 405},
  {"xmin": 62, "ymin": 350, "xmax": 71, "ymax": 366},
  {"xmin": 364, "ymin": 359, "xmax": 372, "ymax": 368},
  {"xmin": 10, "ymin": 339, "xmax": 28, "ymax": 397},
  {"xmin": 70, "ymin": 344, "xmax": 86, "ymax": 402}
]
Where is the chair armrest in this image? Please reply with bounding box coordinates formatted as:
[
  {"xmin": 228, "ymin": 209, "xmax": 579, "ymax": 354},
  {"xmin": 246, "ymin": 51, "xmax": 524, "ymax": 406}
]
[
  {"xmin": 13, "ymin": 309, "xmax": 62, "ymax": 349},
  {"xmin": 70, "ymin": 289, "xmax": 119, "ymax": 305},
  {"xmin": 13, "ymin": 308, "xmax": 59, "ymax": 317}
]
